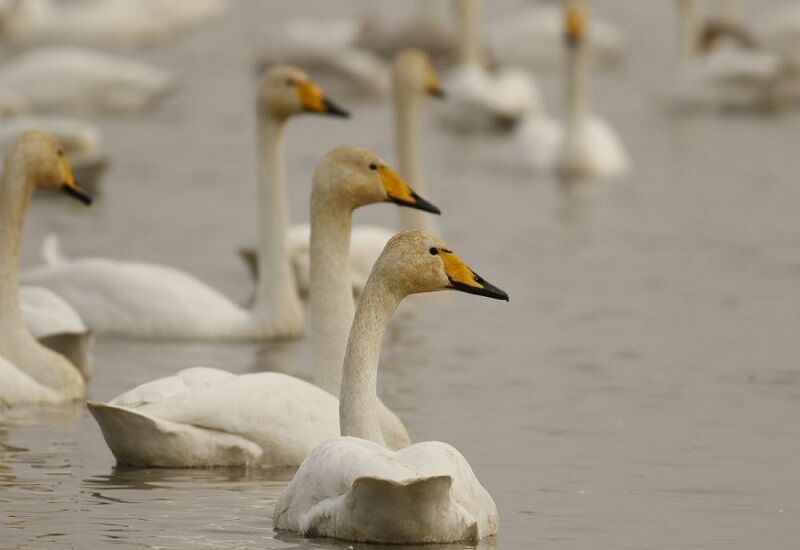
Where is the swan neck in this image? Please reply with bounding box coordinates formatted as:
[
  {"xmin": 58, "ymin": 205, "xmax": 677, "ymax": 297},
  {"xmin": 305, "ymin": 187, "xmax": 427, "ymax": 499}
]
[
  {"xmin": 309, "ymin": 192, "xmax": 354, "ymax": 396},
  {"xmin": 458, "ymin": 0, "xmax": 484, "ymax": 66},
  {"xmin": 565, "ymin": 32, "xmax": 590, "ymax": 137},
  {"xmin": 339, "ymin": 275, "xmax": 401, "ymax": 446},
  {"xmin": 678, "ymin": 0, "xmax": 699, "ymax": 63},
  {"xmin": 253, "ymin": 115, "xmax": 302, "ymax": 322},
  {"xmin": 0, "ymin": 155, "xmax": 31, "ymax": 329}
]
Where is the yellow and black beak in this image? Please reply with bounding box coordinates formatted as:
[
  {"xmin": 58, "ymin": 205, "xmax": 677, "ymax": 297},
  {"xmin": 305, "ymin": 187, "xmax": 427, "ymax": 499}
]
[
  {"xmin": 60, "ymin": 155, "xmax": 92, "ymax": 205},
  {"xmin": 564, "ymin": 3, "xmax": 586, "ymax": 48},
  {"xmin": 296, "ymin": 80, "xmax": 350, "ymax": 118},
  {"xmin": 427, "ymin": 83, "xmax": 446, "ymax": 99},
  {"xmin": 437, "ymin": 248, "xmax": 509, "ymax": 301},
  {"xmin": 376, "ymin": 165, "xmax": 440, "ymax": 214}
]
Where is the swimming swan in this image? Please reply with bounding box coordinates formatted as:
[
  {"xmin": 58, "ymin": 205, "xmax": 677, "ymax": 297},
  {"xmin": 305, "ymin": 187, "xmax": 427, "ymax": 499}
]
[
  {"xmin": 242, "ymin": 51, "xmax": 445, "ymax": 293},
  {"xmin": 437, "ymin": 0, "xmax": 540, "ymax": 132},
  {"xmin": 0, "ymin": 0, "xmax": 227, "ymax": 49},
  {"xmin": 87, "ymin": 146, "xmax": 439, "ymax": 466},
  {"xmin": 22, "ymin": 67, "xmax": 350, "ymax": 340},
  {"xmin": 0, "ymin": 46, "xmax": 174, "ymax": 114},
  {"xmin": 0, "ymin": 130, "xmax": 93, "ymax": 407},
  {"xmin": 514, "ymin": 0, "xmax": 630, "ymax": 179},
  {"xmin": 274, "ymin": 230, "xmax": 508, "ymax": 544}
]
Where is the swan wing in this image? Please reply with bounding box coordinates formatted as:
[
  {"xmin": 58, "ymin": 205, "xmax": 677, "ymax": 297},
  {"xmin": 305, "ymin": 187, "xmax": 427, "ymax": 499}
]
[
  {"xmin": 20, "ymin": 286, "xmax": 87, "ymax": 338},
  {"xmin": 275, "ymin": 437, "xmax": 497, "ymax": 543}
]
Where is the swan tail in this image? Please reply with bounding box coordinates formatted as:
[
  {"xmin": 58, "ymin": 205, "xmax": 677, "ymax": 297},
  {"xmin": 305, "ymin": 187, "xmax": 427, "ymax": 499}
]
[
  {"xmin": 41, "ymin": 234, "xmax": 68, "ymax": 266},
  {"xmin": 87, "ymin": 402, "xmax": 262, "ymax": 468},
  {"xmin": 304, "ymin": 475, "xmax": 476, "ymax": 544}
]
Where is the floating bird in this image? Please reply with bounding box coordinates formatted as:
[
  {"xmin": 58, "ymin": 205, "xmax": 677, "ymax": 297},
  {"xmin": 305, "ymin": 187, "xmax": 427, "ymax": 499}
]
[{"xmin": 274, "ymin": 230, "xmax": 507, "ymax": 544}]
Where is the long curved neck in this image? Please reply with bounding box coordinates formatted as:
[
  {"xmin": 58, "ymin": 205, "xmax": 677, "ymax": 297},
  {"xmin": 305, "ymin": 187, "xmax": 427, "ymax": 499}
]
[
  {"xmin": 678, "ymin": 0, "xmax": 699, "ymax": 64},
  {"xmin": 458, "ymin": 0, "xmax": 484, "ymax": 67},
  {"xmin": 394, "ymin": 87, "xmax": 437, "ymax": 233},
  {"xmin": 253, "ymin": 115, "xmax": 302, "ymax": 322},
  {"xmin": 309, "ymin": 191, "xmax": 355, "ymax": 396},
  {"xmin": 0, "ymin": 155, "xmax": 31, "ymax": 331},
  {"xmin": 339, "ymin": 274, "xmax": 401, "ymax": 446}
]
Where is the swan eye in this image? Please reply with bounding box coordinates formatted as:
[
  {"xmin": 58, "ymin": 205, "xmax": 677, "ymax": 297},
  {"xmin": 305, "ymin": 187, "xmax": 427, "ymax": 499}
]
[
  {"xmin": 369, "ymin": 163, "xmax": 377, "ymax": 171},
  {"xmin": 57, "ymin": 148, "xmax": 63, "ymax": 156},
  {"xmin": 429, "ymin": 247, "xmax": 438, "ymax": 255}
]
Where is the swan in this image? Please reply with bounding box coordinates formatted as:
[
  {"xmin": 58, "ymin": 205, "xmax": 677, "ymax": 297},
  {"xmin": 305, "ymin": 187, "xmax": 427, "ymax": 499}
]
[
  {"xmin": 0, "ymin": 47, "xmax": 174, "ymax": 114},
  {"xmin": 87, "ymin": 146, "xmax": 439, "ymax": 466},
  {"xmin": 436, "ymin": 0, "xmax": 541, "ymax": 132},
  {"xmin": 274, "ymin": 230, "xmax": 508, "ymax": 544},
  {"xmin": 242, "ymin": 50, "xmax": 446, "ymax": 293},
  {"xmin": 21, "ymin": 66, "xmax": 352, "ymax": 340},
  {"xmin": 0, "ymin": 0, "xmax": 227, "ymax": 49},
  {"xmin": 0, "ymin": 130, "xmax": 93, "ymax": 407},
  {"xmin": 670, "ymin": 0, "xmax": 793, "ymax": 111},
  {"xmin": 488, "ymin": 2, "xmax": 627, "ymax": 70},
  {"xmin": 514, "ymin": 0, "xmax": 630, "ymax": 180},
  {"xmin": 0, "ymin": 117, "xmax": 107, "ymax": 194}
]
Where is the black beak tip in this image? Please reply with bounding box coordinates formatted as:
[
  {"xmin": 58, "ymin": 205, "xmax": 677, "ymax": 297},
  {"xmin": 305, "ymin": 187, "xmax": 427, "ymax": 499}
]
[
  {"xmin": 410, "ymin": 193, "xmax": 441, "ymax": 215},
  {"xmin": 63, "ymin": 184, "xmax": 92, "ymax": 206},
  {"xmin": 323, "ymin": 98, "xmax": 351, "ymax": 118},
  {"xmin": 429, "ymin": 87, "xmax": 447, "ymax": 100}
]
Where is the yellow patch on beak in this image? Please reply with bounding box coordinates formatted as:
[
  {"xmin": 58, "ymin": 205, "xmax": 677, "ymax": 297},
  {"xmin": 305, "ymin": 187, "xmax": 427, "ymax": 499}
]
[
  {"xmin": 60, "ymin": 155, "xmax": 77, "ymax": 190},
  {"xmin": 565, "ymin": 4, "xmax": 586, "ymax": 41},
  {"xmin": 439, "ymin": 249, "xmax": 483, "ymax": 289},
  {"xmin": 296, "ymin": 81, "xmax": 327, "ymax": 113},
  {"xmin": 378, "ymin": 166, "xmax": 415, "ymax": 204}
]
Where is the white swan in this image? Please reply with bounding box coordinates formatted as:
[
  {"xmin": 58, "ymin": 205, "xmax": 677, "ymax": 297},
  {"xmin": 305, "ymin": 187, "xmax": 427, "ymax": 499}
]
[
  {"xmin": 0, "ymin": 130, "xmax": 93, "ymax": 407},
  {"xmin": 0, "ymin": 117, "xmax": 107, "ymax": 194},
  {"xmin": 87, "ymin": 146, "xmax": 439, "ymax": 466},
  {"xmin": 274, "ymin": 230, "xmax": 507, "ymax": 544},
  {"xmin": 0, "ymin": 47, "xmax": 174, "ymax": 114},
  {"xmin": 21, "ymin": 67, "xmax": 351, "ymax": 340},
  {"xmin": 0, "ymin": 0, "xmax": 227, "ymax": 49},
  {"xmin": 670, "ymin": 0, "xmax": 792, "ymax": 111},
  {"xmin": 243, "ymin": 51, "xmax": 445, "ymax": 293},
  {"xmin": 514, "ymin": 0, "xmax": 630, "ymax": 180},
  {"xmin": 437, "ymin": 0, "xmax": 541, "ymax": 132},
  {"xmin": 488, "ymin": 2, "xmax": 627, "ymax": 70}
]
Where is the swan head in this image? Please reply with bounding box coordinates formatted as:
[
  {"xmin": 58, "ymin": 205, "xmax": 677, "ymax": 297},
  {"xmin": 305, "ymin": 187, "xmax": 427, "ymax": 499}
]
[
  {"xmin": 257, "ymin": 65, "xmax": 350, "ymax": 120},
  {"xmin": 392, "ymin": 49, "xmax": 445, "ymax": 100},
  {"xmin": 313, "ymin": 145, "xmax": 440, "ymax": 214},
  {"xmin": 564, "ymin": 1, "xmax": 587, "ymax": 49},
  {"xmin": 5, "ymin": 130, "xmax": 92, "ymax": 205},
  {"xmin": 373, "ymin": 230, "xmax": 509, "ymax": 301}
]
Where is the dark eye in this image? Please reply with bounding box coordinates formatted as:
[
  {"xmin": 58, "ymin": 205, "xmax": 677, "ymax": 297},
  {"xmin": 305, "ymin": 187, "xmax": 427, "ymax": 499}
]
[
  {"xmin": 429, "ymin": 247, "xmax": 438, "ymax": 255},
  {"xmin": 369, "ymin": 163, "xmax": 377, "ymax": 171},
  {"xmin": 286, "ymin": 78, "xmax": 294, "ymax": 86},
  {"xmin": 57, "ymin": 148, "xmax": 63, "ymax": 156}
]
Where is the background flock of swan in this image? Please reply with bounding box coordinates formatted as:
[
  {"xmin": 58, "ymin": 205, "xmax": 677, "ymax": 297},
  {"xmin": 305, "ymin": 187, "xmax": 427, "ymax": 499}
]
[{"xmin": 2, "ymin": 0, "xmax": 800, "ymax": 547}]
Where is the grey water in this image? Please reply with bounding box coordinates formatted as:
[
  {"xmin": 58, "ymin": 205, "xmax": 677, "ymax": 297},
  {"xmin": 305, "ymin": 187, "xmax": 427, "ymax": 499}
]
[{"xmin": 2, "ymin": 0, "xmax": 800, "ymax": 548}]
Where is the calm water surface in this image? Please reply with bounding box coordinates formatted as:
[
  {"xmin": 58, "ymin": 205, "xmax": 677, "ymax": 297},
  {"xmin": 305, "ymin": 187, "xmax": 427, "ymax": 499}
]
[{"xmin": 2, "ymin": 1, "xmax": 800, "ymax": 548}]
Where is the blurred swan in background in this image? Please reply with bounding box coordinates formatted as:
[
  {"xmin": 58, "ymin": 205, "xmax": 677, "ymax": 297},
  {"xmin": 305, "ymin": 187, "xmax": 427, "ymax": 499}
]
[
  {"xmin": 0, "ymin": 47, "xmax": 174, "ymax": 113},
  {"xmin": 242, "ymin": 50, "xmax": 445, "ymax": 293},
  {"xmin": 0, "ymin": 0, "xmax": 227, "ymax": 49},
  {"xmin": 670, "ymin": 0, "xmax": 796, "ymax": 111},
  {"xmin": 274, "ymin": 231, "xmax": 507, "ymax": 544},
  {"xmin": 0, "ymin": 117, "xmax": 107, "ymax": 194},
  {"xmin": 437, "ymin": 0, "xmax": 540, "ymax": 131},
  {"xmin": 0, "ymin": 131, "xmax": 92, "ymax": 406},
  {"xmin": 21, "ymin": 67, "xmax": 348, "ymax": 340},
  {"xmin": 488, "ymin": 1, "xmax": 627, "ymax": 70},
  {"xmin": 86, "ymin": 147, "xmax": 438, "ymax": 467},
  {"xmin": 515, "ymin": 0, "xmax": 629, "ymax": 179}
]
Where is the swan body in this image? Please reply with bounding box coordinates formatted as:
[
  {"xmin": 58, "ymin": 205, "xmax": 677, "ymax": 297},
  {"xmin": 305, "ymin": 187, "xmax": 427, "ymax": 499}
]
[
  {"xmin": 275, "ymin": 231, "xmax": 508, "ymax": 543},
  {"xmin": 88, "ymin": 146, "xmax": 440, "ymax": 466},
  {"xmin": 20, "ymin": 285, "xmax": 92, "ymax": 379},
  {"xmin": 0, "ymin": 47, "xmax": 173, "ymax": 113},
  {"xmin": 21, "ymin": 67, "xmax": 353, "ymax": 340},
  {"xmin": 0, "ymin": 117, "xmax": 108, "ymax": 194},
  {"xmin": 489, "ymin": 4, "xmax": 627, "ymax": 70},
  {"xmin": 0, "ymin": 0, "xmax": 227, "ymax": 49},
  {"xmin": 0, "ymin": 130, "xmax": 93, "ymax": 406},
  {"xmin": 438, "ymin": 0, "xmax": 540, "ymax": 131}
]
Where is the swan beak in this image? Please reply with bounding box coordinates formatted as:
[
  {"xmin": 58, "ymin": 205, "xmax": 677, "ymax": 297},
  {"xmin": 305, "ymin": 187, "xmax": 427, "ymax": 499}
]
[
  {"xmin": 60, "ymin": 156, "xmax": 92, "ymax": 205},
  {"xmin": 438, "ymin": 248, "xmax": 509, "ymax": 301},
  {"xmin": 297, "ymin": 81, "xmax": 350, "ymax": 118},
  {"xmin": 377, "ymin": 165, "xmax": 440, "ymax": 214},
  {"xmin": 427, "ymin": 84, "xmax": 446, "ymax": 99},
  {"xmin": 564, "ymin": 3, "xmax": 586, "ymax": 47}
]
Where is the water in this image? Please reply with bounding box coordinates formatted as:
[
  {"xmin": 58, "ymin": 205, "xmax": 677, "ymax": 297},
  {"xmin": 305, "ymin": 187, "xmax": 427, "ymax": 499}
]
[{"xmin": 3, "ymin": 0, "xmax": 800, "ymax": 548}]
